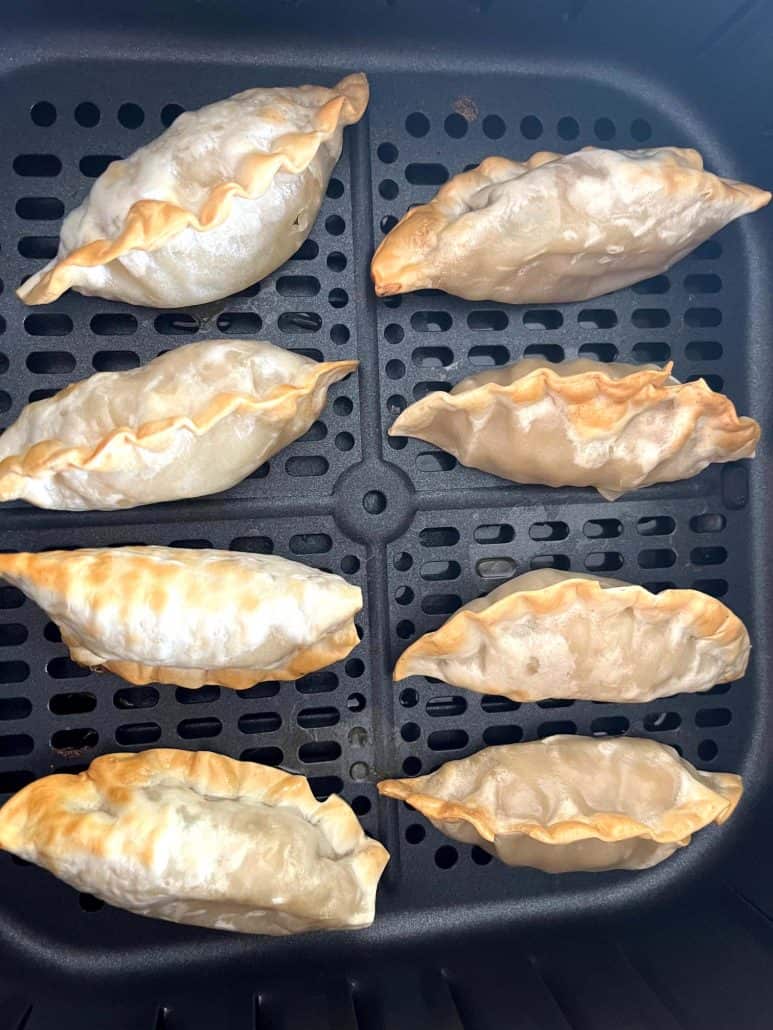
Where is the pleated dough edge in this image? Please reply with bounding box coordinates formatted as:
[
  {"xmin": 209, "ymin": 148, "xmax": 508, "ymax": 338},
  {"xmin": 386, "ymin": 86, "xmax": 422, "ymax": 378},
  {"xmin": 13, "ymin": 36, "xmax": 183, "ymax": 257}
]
[
  {"xmin": 393, "ymin": 576, "xmax": 749, "ymax": 682},
  {"xmin": 371, "ymin": 146, "xmax": 770, "ymax": 297},
  {"xmin": 377, "ymin": 763, "xmax": 743, "ymax": 846},
  {"xmin": 17, "ymin": 73, "xmax": 369, "ymax": 305},
  {"xmin": 389, "ymin": 362, "xmax": 760, "ymax": 456},
  {"xmin": 0, "ymin": 748, "xmax": 390, "ymax": 919},
  {"xmin": 0, "ymin": 358, "xmax": 358, "ymax": 498}
]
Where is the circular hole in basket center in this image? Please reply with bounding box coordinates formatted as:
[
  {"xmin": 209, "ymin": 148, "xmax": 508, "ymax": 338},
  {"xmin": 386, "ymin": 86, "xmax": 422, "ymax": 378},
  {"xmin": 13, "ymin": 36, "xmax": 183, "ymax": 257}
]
[{"xmin": 363, "ymin": 490, "xmax": 387, "ymax": 515}]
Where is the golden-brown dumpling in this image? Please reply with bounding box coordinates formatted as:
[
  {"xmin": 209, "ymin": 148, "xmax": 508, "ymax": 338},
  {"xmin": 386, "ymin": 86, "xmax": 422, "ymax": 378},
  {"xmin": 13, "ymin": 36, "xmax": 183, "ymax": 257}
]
[
  {"xmin": 0, "ymin": 749, "xmax": 389, "ymax": 935},
  {"xmin": 0, "ymin": 546, "xmax": 362, "ymax": 689},
  {"xmin": 378, "ymin": 736, "xmax": 742, "ymax": 873},
  {"xmin": 394, "ymin": 569, "xmax": 749, "ymax": 703},
  {"xmin": 389, "ymin": 359, "xmax": 759, "ymax": 499},
  {"xmin": 0, "ymin": 339, "xmax": 356, "ymax": 511},
  {"xmin": 18, "ymin": 74, "xmax": 368, "ymax": 307},
  {"xmin": 371, "ymin": 147, "xmax": 769, "ymax": 302}
]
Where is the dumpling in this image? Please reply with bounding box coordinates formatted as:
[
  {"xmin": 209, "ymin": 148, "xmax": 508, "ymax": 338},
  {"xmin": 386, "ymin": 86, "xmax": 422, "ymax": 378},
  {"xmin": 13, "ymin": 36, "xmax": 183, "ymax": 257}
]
[
  {"xmin": 389, "ymin": 358, "xmax": 760, "ymax": 499},
  {"xmin": 0, "ymin": 339, "xmax": 356, "ymax": 511},
  {"xmin": 394, "ymin": 569, "xmax": 749, "ymax": 703},
  {"xmin": 17, "ymin": 74, "xmax": 368, "ymax": 307},
  {"xmin": 378, "ymin": 736, "xmax": 742, "ymax": 873},
  {"xmin": 0, "ymin": 546, "xmax": 362, "ymax": 689},
  {"xmin": 0, "ymin": 749, "xmax": 389, "ymax": 934},
  {"xmin": 371, "ymin": 147, "xmax": 769, "ymax": 302}
]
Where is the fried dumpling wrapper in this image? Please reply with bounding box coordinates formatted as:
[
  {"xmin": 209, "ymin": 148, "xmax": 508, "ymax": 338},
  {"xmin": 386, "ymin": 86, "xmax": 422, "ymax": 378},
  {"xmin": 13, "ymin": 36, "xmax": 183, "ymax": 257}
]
[
  {"xmin": 18, "ymin": 73, "xmax": 368, "ymax": 307},
  {"xmin": 0, "ymin": 546, "xmax": 362, "ymax": 690},
  {"xmin": 394, "ymin": 569, "xmax": 749, "ymax": 703},
  {"xmin": 0, "ymin": 339, "xmax": 356, "ymax": 511},
  {"xmin": 378, "ymin": 736, "xmax": 742, "ymax": 873},
  {"xmin": 389, "ymin": 359, "xmax": 760, "ymax": 499},
  {"xmin": 371, "ymin": 147, "xmax": 769, "ymax": 302},
  {"xmin": 0, "ymin": 749, "xmax": 389, "ymax": 935}
]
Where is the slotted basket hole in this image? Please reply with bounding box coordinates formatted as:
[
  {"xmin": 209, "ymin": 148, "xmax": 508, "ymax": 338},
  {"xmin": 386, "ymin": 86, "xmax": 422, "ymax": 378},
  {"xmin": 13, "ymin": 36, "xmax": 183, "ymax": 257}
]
[
  {"xmin": 690, "ymin": 513, "xmax": 726, "ymax": 533},
  {"xmin": 177, "ymin": 717, "xmax": 222, "ymax": 739},
  {"xmin": 297, "ymin": 708, "xmax": 339, "ymax": 730},
  {"xmin": 686, "ymin": 340, "xmax": 722, "ymax": 361},
  {"xmin": 531, "ymin": 554, "xmax": 570, "ymax": 571},
  {"xmin": 241, "ymin": 746, "xmax": 283, "ymax": 767},
  {"xmin": 310, "ymin": 776, "xmax": 344, "ymax": 802},
  {"xmin": 578, "ymin": 309, "xmax": 617, "ymax": 329},
  {"xmin": 298, "ymin": 740, "xmax": 342, "ymax": 764},
  {"xmin": 0, "ymin": 697, "xmax": 31, "ymax": 721},
  {"xmin": 524, "ymin": 310, "xmax": 562, "ymax": 331},
  {"xmin": 529, "ymin": 521, "xmax": 569, "ymax": 542},
  {"xmin": 695, "ymin": 707, "xmax": 732, "ymax": 728},
  {"xmin": 47, "ymin": 657, "xmax": 90, "ymax": 679},
  {"xmin": 154, "ymin": 313, "xmax": 199, "ymax": 335},
  {"xmin": 633, "ymin": 341, "xmax": 670, "ymax": 362},
  {"xmin": 644, "ymin": 711, "xmax": 681, "ymax": 732},
  {"xmin": 296, "ymin": 671, "xmax": 338, "ymax": 694},
  {"xmin": 114, "ymin": 686, "xmax": 159, "ymax": 710},
  {"xmin": 238, "ymin": 712, "xmax": 283, "ymax": 734},
  {"xmin": 428, "ymin": 729, "xmax": 469, "ymax": 751},
  {"xmin": 276, "ymin": 275, "xmax": 320, "ymax": 297},
  {"xmin": 685, "ymin": 307, "xmax": 721, "ymax": 328},
  {"xmin": 26, "ymin": 351, "xmax": 76, "ymax": 374},
  {"xmin": 24, "ymin": 313, "xmax": 73, "ymax": 336},
  {"xmin": 483, "ymin": 724, "xmax": 523, "ymax": 746},
  {"xmin": 175, "ymin": 685, "xmax": 220, "ymax": 705},
  {"xmin": 579, "ymin": 343, "xmax": 618, "ymax": 362},
  {"xmin": 538, "ymin": 720, "xmax": 577, "ymax": 738},
  {"xmin": 278, "ymin": 311, "xmax": 322, "ymax": 334},
  {"xmin": 637, "ymin": 516, "xmax": 675, "ymax": 536},
  {"xmin": 286, "ymin": 456, "xmax": 328, "ymax": 477},
  {"xmin": 116, "ymin": 722, "xmax": 161, "ymax": 746},
  {"xmin": 474, "ymin": 523, "xmax": 514, "ymax": 544},
  {"xmin": 481, "ymin": 696, "xmax": 520, "ymax": 713},
  {"xmin": 477, "ymin": 557, "xmax": 516, "ymax": 580},
  {"xmin": 421, "ymin": 594, "xmax": 462, "ymax": 615},
  {"xmin": 583, "ymin": 518, "xmax": 622, "ymax": 539},
  {"xmin": 49, "ymin": 692, "xmax": 96, "ymax": 715},
  {"xmin": 632, "ymin": 275, "xmax": 670, "ymax": 295},
  {"xmin": 426, "ymin": 696, "xmax": 467, "ymax": 718},
  {"xmin": 632, "ymin": 308, "xmax": 670, "ymax": 329},
  {"xmin": 0, "ymin": 623, "xmax": 27, "ymax": 647},
  {"xmin": 14, "ymin": 154, "xmax": 61, "ymax": 176},
  {"xmin": 416, "ymin": 451, "xmax": 455, "ymax": 472},
  {"xmin": 217, "ymin": 312, "xmax": 262, "ymax": 334},
  {"xmin": 16, "ymin": 196, "xmax": 64, "ymax": 220},
  {"xmin": 639, "ymin": 548, "xmax": 677, "ymax": 569},
  {"xmin": 80, "ymin": 154, "xmax": 121, "ymax": 177},
  {"xmin": 51, "ymin": 727, "xmax": 98, "ymax": 752},
  {"xmin": 691, "ymin": 546, "xmax": 727, "ymax": 566},
  {"xmin": 420, "ymin": 560, "xmax": 461, "ymax": 582},
  {"xmin": 92, "ymin": 350, "xmax": 140, "ymax": 371},
  {"xmin": 591, "ymin": 716, "xmax": 629, "ymax": 736},
  {"xmin": 524, "ymin": 343, "xmax": 563, "ymax": 362},
  {"xmin": 0, "ymin": 733, "xmax": 33, "ymax": 757},
  {"xmin": 419, "ymin": 527, "xmax": 459, "ymax": 548},
  {"xmin": 231, "ymin": 536, "xmax": 274, "ymax": 555}
]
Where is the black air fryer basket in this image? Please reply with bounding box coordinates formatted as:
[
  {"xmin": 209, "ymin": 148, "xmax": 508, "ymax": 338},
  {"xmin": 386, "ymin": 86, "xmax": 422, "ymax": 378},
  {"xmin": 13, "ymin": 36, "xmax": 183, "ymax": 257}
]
[{"xmin": 1, "ymin": 2, "xmax": 772, "ymax": 1027}]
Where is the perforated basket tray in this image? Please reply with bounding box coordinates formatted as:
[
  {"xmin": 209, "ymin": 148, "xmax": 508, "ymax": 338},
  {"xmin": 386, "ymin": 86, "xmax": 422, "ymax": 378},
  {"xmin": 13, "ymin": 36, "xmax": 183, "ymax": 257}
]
[{"xmin": 1, "ymin": 1, "xmax": 773, "ymax": 1027}]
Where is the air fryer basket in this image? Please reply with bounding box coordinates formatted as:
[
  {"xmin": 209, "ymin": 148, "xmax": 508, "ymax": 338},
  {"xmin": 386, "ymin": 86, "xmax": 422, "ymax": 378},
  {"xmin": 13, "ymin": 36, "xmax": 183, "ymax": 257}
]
[{"xmin": 1, "ymin": 1, "xmax": 772, "ymax": 1027}]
